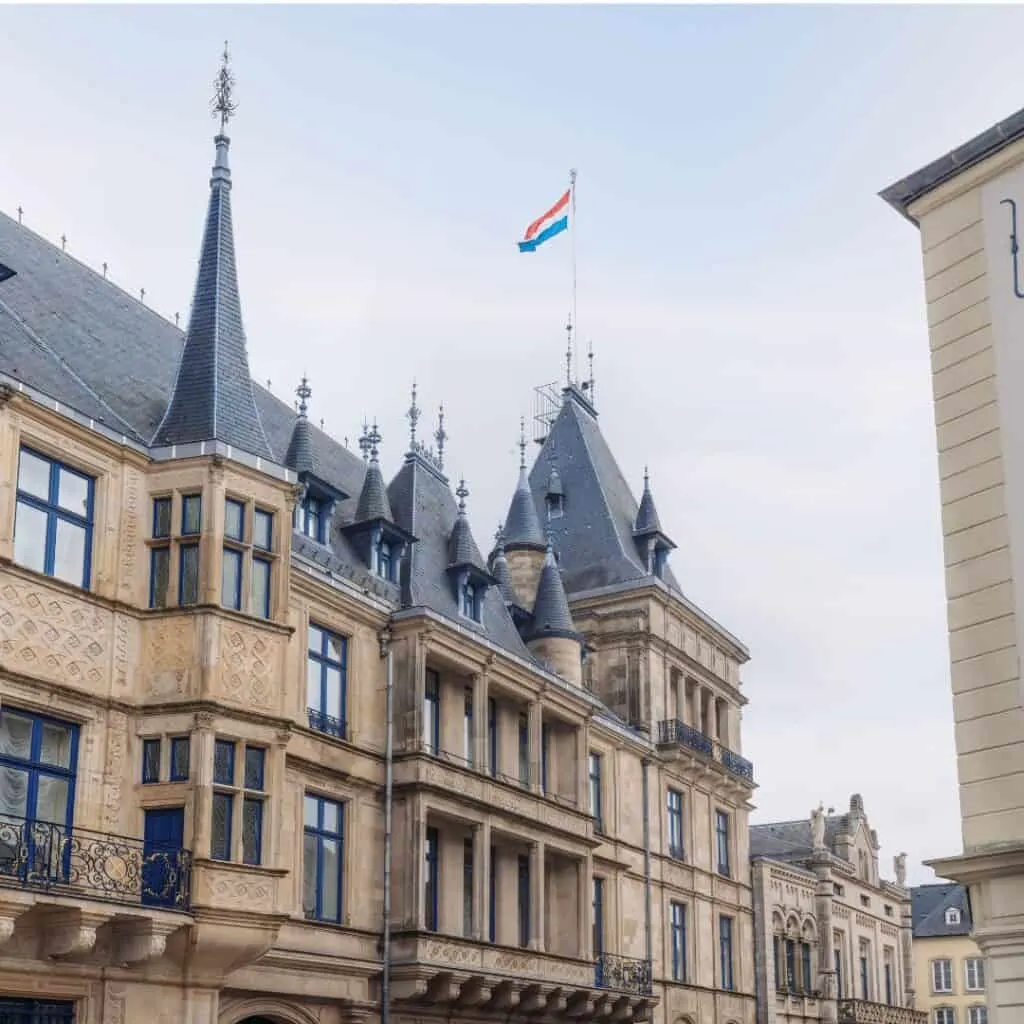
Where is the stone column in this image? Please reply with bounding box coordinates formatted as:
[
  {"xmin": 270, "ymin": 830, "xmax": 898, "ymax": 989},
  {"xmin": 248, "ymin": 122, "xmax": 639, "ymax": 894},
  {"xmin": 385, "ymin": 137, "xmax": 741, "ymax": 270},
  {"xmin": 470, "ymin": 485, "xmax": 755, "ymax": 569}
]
[
  {"xmin": 192, "ymin": 711, "xmax": 216, "ymax": 858},
  {"xmin": 898, "ymin": 893, "xmax": 915, "ymax": 1007},
  {"xmin": 412, "ymin": 634, "xmax": 427, "ymax": 751},
  {"xmin": 201, "ymin": 462, "xmax": 226, "ymax": 605},
  {"xmin": 473, "ymin": 672, "xmax": 489, "ymax": 772},
  {"xmin": 810, "ymin": 851, "xmax": 837, "ymax": 1024},
  {"xmin": 530, "ymin": 840, "xmax": 545, "ymax": 951},
  {"xmin": 576, "ymin": 719, "xmax": 591, "ymax": 810},
  {"xmin": 578, "ymin": 853, "xmax": 593, "ymax": 961},
  {"xmin": 472, "ymin": 821, "xmax": 490, "ymax": 941},
  {"xmin": 411, "ymin": 796, "xmax": 427, "ymax": 929},
  {"xmin": 528, "ymin": 700, "xmax": 543, "ymax": 793}
]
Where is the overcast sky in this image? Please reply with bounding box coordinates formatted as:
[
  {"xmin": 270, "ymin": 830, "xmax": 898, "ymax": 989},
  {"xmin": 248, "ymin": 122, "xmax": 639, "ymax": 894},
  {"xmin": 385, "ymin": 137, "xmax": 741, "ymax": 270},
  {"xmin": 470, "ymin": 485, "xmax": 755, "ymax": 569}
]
[{"xmin": 6, "ymin": 4, "xmax": 1023, "ymax": 886}]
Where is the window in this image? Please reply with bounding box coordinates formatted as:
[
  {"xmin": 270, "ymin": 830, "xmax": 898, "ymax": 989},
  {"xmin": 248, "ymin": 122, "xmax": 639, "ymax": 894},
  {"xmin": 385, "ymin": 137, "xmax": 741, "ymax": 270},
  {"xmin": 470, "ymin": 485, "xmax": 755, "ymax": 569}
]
[
  {"xmin": 518, "ymin": 714, "xmax": 529, "ymax": 788},
  {"xmin": 251, "ymin": 554, "xmax": 272, "ymax": 619},
  {"xmin": 222, "ymin": 547, "xmax": 243, "ymax": 610},
  {"xmin": 424, "ymin": 670, "xmax": 440, "ymax": 755},
  {"xmin": 488, "ymin": 843, "xmax": 496, "ymax": 943},
  {"xmin": 376, "ymin": 540, "xmax": 393, "ymax": 582},
  {"xmin": 307, "ymin": 625, "xmax": 347, "ymax": 739},
  {"xmin": 589, "ymin": 752, "xmax": 603, "ymax": 832},
  {"xmin": 488, "ymin": 698, "xmax": 498, "ymax": 778},
  {"xmin": 298, "ymin": 495, "xmax": 325, "ymax": 543},
  {"xmin": 0, "ymin": 709, "xmax": 78, "ymax": 831},
  {"xmin": 885, "ymin": 904, "xmax": 894, "ymax": 917},
  {"xmin": 169, "ymin": 736, "xmax": 190, "ymax": 781},
  {"xmin": 965, "ymin": 958, "xmax": 985, "ymax": 991},
  {"xmin": 715, "ymin": 810, "xmax": 731, "ymax": 877},
  {"xmin": 833, "ymin": 883, "xmax": 845, "ymax": 897},
  {"xmin": 802, "ymin": 942, "xmax": 813, "ymax": 993},
  {"xmin": 859, "ymin": 941, "xmax": 870, "ymax": 1000},
  {"xmin": 835, "ymin": 948, "xmax": 844, "ymax": 998},
  {"xmin": 885, "ymin": 960, "xmax": 894, "ymax": 1006},
  {"xmin": 517, "ymin": 854, "xmax": 530, "ymax": 948},
  {"xmin": 179, "ymin": 543, "xmax": 200, "ymax": 605},
  {"xmin": 14, "ymin": 447, "xmax": 94, "ymax": 589},
  {"xmin": 785, "ymin": 939, "xmax": 796, "ymax": 990},
  {"xmin": 719, "ymin": 915, "xmax": 735, "ymax": 991},
  {"xmin": 425, "ymin": 826, "xmax": 439, "ymax": 931},
  {"xmin": 150, "ymin": 497, "xmax": 172, "ymax": 608},
  {"xmin": 945, "ymin": 907, "xmax": 961, "ymax": 925},
  {"xmin": 463, "ymin": 839, "xmax": 474, "ymax": 938},
  {"xmin": 860, "ymin": 894, "xmax": 871, "ymax": 908},
  {"xmin": 932, "ymin": 959, "xmax": 953, "ymax": 993},
  {"xmin": 182, "ymin": 494, "xmax": 202, "ymax": 535},
  {"xmin": 224, "ymin": 498, "xmax": 244, "ymax": 542},
  {"xmin": 540, "ymin": 722, "xmax": 549, "ymax": 794},
  {"xmin": 303, "ymin": 794, "xmax": 344, "ymax": 922},
  {"xmin": 142, "ymin": 738, "xmax": 161, "ymax": 784},
  {"xmin": 461, "ymin": 580, "xmax": 479, "ymax": 621},
  {"xmin": 464, "ymin": 690, "xmax": 474, "ymax": 767},
  {"xmin": 670, "ymin": 901, "xmax": 686, "ymax": 982},
  {"xmin": 934, "ymin": 1010, "xmax": 955, "ymax": 1024},
  {"xmin": 969, "ymin": 1006, "xmax": 988, "ymax": 1024},
  {"xmin": 593, "ymin": 877, "xmax": 605, "ymax": 957},
  {"xmin": 253, "ymin": 508, "xmax": 273, "ymax": 551},
  {"xmin": 211, "ymin": 741, "xmax": 266, "ymax": 865},
  {"xmin": 666, "ymin": 788, "xmax": 684, "ymax": 859}
]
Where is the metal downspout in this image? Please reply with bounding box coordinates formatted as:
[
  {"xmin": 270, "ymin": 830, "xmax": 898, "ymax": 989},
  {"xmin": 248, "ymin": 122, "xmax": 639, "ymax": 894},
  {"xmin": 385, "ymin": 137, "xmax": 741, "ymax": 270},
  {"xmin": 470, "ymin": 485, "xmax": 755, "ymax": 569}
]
[
  {"xmin": 379, "ymin": 625, "xmax": 395, "ymax": 1024},
  {"xmin": 642, "ymin": 757, "xmax": 653, "ymax": 976}
]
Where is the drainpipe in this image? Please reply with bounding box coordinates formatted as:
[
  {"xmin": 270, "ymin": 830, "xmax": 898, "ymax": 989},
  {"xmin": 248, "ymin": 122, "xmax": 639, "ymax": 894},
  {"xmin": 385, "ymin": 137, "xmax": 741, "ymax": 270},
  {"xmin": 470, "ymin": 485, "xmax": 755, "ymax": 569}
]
[
  {"xmin": 641, "ymin": 757, "xmax": 652, "ymax": 973},
  {"xmin": 379, "ymin": 624, "xmax": 395, "ymax": 1024}
]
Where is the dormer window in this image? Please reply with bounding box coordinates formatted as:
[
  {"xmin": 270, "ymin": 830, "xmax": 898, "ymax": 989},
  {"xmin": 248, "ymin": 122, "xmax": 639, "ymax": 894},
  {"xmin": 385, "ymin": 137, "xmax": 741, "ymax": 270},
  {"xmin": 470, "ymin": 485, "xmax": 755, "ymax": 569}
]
[
  {"xmin": 297, "ymin": 495, "xmax": 325, "ymax": 544},
  {"xmin": 546, "ymin": 493, "xmax": 564, "ymax": 519},
  {"xmin": 376, "ymin": 539, "xmax": 393, "ymax": 582},
  {"xmin": 945, "ymin": 907, "xmax": 961, "ymax": 925},
  {"xmin": 461, "ymin": 580, "xmax": 480, "ymax": 621}
]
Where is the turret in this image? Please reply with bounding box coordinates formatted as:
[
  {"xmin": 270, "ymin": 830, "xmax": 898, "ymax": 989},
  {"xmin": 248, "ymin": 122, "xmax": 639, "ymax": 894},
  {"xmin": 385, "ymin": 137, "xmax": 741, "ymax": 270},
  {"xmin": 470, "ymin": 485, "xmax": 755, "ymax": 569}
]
[
  {"xmin": 501, "ymin": 419, "xmax": 546, "ymax": 608},
  {"xmin": 632, "ymin": 467, "xmax": 676, "ymax": 579},
  {"xmin": 527, "ymin": 540, "xmax": 583, "ymax": 686}
]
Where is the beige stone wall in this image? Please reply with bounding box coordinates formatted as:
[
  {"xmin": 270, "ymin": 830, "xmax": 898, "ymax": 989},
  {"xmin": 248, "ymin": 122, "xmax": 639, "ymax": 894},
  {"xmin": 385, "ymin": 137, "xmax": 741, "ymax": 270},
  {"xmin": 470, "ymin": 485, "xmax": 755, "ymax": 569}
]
[{"xmin": 912, "ymin": 933, "xmax": 987, "ymax": 1020}]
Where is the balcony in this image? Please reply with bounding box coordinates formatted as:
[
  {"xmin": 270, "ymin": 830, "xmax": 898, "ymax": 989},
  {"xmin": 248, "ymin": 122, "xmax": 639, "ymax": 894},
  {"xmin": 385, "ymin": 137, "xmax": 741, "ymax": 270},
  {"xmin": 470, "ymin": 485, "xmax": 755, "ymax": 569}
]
[
  {"xmin": 0, "ymin": 815, "xmax": 191, "ymax": 911},
  {"xmin": 837, "ymin": 1000, "xmax": 927, "ymax": 1024},
  {"xmin": 595, "ymin": 952, "xmax": 652, "ymax": 996},
  {"xmin": 656, "ymin": 719, "xmax": 755, "ymax": 784},
  {"xmin": 307, "ymin": 707, "xmax": 347, "ymax": 740}
]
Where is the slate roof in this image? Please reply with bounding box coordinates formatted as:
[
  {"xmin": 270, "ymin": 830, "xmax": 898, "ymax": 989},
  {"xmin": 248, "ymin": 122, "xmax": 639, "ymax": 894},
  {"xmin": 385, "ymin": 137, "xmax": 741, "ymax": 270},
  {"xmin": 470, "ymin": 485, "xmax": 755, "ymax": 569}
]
[
  {"xmin": 355, "ymin": 459, "xmax": 395, "ymax": 524},
  {"xmin": 634, "ymin": 471, "xmax": 662, "ymax": 535},
  {"xmin": 504, "ymin": 465, "xmax": 546, "ymax": 549},
  {"xmin": 154, "ymin": 136, "xmax": 272, "ymax": 459},
  {"xmin": 526, "ymin": 387, "xmax": 681, "ymax": 594},
  {"xmin": 749, "ymin": 815, "xmax": 846, "ymax": 860},
  {"xmin": 528, "ymin": 544, "xmax": 580, "ymax": 642},
  {"xmin": 880, "ymin": 103, "xmax": 1024, "ymax": 224},
  {"xmin": 490, "ymin": 538, "xmax": 517, "ymax": 606},
  {"xmin": 911, "ymin": 883, "xmax": 972, "ymax": 938}
]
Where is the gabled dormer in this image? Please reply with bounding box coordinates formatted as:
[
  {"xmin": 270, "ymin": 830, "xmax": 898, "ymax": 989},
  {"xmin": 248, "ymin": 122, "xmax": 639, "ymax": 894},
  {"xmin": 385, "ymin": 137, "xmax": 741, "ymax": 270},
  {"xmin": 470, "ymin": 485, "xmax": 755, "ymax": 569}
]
[
  {"xmin": 286, "ymin": 378, "xmax": 347, "ymax": 545},
  {"xmin": 446, "ymin": 480, "xmax": 495, "ymax": 623},
  {"xmin": 632, "ymin": 467, "xmax": 676, "ymax": 580},
  {"xmin": 342, "ymin": 423, "xmax": 415, "ymax": 583}
]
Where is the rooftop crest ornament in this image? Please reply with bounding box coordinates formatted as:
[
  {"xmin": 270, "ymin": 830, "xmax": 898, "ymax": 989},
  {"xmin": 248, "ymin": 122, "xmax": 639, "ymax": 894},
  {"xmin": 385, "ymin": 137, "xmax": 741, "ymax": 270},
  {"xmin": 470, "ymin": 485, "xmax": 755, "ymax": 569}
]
[{"xmin": 211, "ymin": 41, "xmax": 238, "ymax": 133}]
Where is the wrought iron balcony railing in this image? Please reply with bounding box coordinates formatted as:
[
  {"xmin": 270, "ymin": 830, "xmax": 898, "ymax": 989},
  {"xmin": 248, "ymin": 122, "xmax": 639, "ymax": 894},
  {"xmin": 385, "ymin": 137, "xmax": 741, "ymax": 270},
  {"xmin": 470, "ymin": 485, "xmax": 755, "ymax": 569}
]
[
  {"xmin": 595, "ymin": 952, "xmax": 653, "ymax": 996},
  {"xmin": 656, "ymin": 719, "xmax": 755, "ymax": 783},
  {"xmin": 0, "ymin": 815, "xmax": 191, "ymax": 911},
  {"xmin": 307, "ymin": 707, "xmax": 347, "ymax": 740}
]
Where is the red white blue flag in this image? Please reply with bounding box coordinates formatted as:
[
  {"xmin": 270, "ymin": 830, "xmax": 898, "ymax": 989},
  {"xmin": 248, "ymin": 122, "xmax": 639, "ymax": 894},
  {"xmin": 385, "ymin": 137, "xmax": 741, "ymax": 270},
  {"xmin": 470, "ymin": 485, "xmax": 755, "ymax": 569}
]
[{"xmin": 518, "ymin": 188, "xmax": 571, "ymax": 253}]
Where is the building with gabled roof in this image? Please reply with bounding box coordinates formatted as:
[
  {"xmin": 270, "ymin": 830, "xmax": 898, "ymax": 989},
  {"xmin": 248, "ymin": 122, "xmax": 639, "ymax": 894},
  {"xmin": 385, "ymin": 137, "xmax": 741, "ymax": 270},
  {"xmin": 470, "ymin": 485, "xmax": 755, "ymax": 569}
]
[{"xmin": 0, "ymin": 54, "xmax": 756, "ymax": 1024}]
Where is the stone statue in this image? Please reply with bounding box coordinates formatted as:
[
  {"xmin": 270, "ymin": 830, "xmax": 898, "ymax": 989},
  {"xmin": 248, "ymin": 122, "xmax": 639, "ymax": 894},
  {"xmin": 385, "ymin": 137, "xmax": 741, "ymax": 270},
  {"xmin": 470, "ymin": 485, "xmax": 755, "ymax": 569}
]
[
  {"xmin": 894, "ymin": 852, "xmax": 907, "ymax": 886},
  {"xmin": 811, "ymin": 802, "xmax": 826, "ymax": 850}
]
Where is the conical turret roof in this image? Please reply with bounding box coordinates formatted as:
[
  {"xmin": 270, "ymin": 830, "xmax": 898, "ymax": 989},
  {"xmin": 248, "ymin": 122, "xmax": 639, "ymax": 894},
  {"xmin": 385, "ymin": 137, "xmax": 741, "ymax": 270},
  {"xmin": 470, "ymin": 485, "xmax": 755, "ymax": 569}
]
[
  {"xmin": 528, "ymin": 542, "xmax": 579, "ymax": 641},
  {"xmin": 634, "ymin": 468, "xmax": 661, "ymax": 534}
]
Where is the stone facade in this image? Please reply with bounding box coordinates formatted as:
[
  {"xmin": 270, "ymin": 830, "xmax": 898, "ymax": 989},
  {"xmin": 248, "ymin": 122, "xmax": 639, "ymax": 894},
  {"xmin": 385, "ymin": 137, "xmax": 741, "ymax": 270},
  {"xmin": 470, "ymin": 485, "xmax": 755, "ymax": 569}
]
[{"xmin": 750, "ymin": 798, "xmax": 922, "ymax": 1024}]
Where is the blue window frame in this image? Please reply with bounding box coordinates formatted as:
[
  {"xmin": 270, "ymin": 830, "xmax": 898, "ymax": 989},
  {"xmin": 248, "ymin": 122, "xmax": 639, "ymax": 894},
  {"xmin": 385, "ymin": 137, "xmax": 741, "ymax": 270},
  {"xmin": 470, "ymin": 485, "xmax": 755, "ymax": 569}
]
[
  {"xmin": 214, "ymin": 740, "xmax": 235, "ymax": 785},
  {"xmin": 424, "ymin": 670, "xmax": 440, "ymax": 755},
  {"xmin": 593, "ymin": 876, "xmax": 605, "ymax": 956},
  {"xmin": 487, "ymin": 698, "xmax": 498, "ymax": 778},
  {"xmin": 517, "ymin": 854, "xmax": 530, "ymax": 948},
  {"xmin": 488, "ymin": 843, "xmax": 496, "ymax": 942},
  {"xmin": 221, "ymin": 547, "xmax": 243, "ymax": 610},
  {"xmin": 464, "ymin": 689, "xmax": 474, "ymax": 767},
  {"xmin": 299, "ymin": 495, "xmax": 324, "ymax": 543},
  {"xmin": 463, "ymin": 839, "xmax": 474, "ymax": 937},
  {"xmin": 425, "ymin": 826, "xmax": 439, "ymax": 931},
  {"xmin": 179, "ymin": 543, "xmax": 200, "ymax": 605},
  {"xmin": 461, "ymin": 580, "xmax": 478, "ymax": 620},
  {"xmin": 242, "ymin": 796, "xmax": 263, "ymax": 866},
  {"xmin": 671, "ymin": 901, "xmax": 687, "ymax": 982},
  {"xmin": 667, "ymin": 788, "xmax": 684, "ymax": 858},
  {"xmin": 152, "ymin": 496, "xmax": 171, "ymax": 538},
  {"xmin": 589, "ymin": 752, "xmax": 603, "ymax": 831},
  {"xmin": 719, "ymin": 915, "xmax": 735, "ymax": 991},
  {"xmin": 244, "ymin": 746, "xmax": 265, "ymax": 790},
  {"xmin": 307, "ymin": 624, "xmax": 347, "ymax": 739},
  {"xmin": 541, "ymin": 722, "xmax": 550, "ymax": 794},
  {"xmin": 251, "ymin": 555, "xmax": 271, "ymax": 618},
  {"xmin": 14, "ymin": 447, "xmax": 95, "ymax": 589},
  {"xmin": 715, "ymin": 810, "xmax": 731, "ymax": 877},
  {"xmin": 253, "ymin": 508, "xmax": 273, "ymax": 551},
  {"xmin": 142, "ymin": 738, "xmax": 161, "ymax": 784},
  {"xmin": 149, "ymin": 546, "xmax": 170, "ymax": 608},
  {"xmin": 211, "ymin": 792, "xmax": 232, "ymax": 861},
  {"xmin": 224, "ymin": 498, "xmax": 244, "ymax": 542},
  {"xmin": 0, "ymin": 708, "xmax": 79, "ymax": 833},
  {"xmin": 169, "ymin": 736, "xmax": 190, "ymax": 781},
  {"xmin": 181, "ymin": 494, "xmax": 202, "ymax": 535},
  {"xmin": 376, "ymin": 540, "xmax": 393, "ymax": 582},
  {"xmin": 518, "ymin": 714, "xmax": 529, "ymax": 788},
  {"xmin": 303, "ymin": 794, "xmax": 344, "ymax": 922}
]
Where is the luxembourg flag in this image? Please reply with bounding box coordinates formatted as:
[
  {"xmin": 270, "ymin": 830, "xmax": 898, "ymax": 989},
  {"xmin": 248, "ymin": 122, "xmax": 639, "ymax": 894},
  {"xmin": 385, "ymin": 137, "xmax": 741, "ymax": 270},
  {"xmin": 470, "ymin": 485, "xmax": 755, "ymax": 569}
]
[{"xmin": 518, "ymin": 187, "xmax": 571, "ymax": 253}]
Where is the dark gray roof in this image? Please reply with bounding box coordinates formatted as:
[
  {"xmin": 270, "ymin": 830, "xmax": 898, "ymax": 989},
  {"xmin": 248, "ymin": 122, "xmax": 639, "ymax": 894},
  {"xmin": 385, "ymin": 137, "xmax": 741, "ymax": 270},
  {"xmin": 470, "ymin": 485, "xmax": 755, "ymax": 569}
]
[
  {"xmin": 490, "ymin": 543, "xmax": 517, "ymax": 605},
  {"xmin": 881, "ymin": 104, "xmax": 1024, "ymax": 224},
  {"xmin": 355, "ymin": 459, "xmax": 395, "ymax": 523},
  {"xmin": 634, "ymin": 472, "xmax": 661, "ymax": 534},
  {"xmin": 286, "ymin": 414, "xmax": 315, "ymax": 475},
  {"xmin": 388, "ymin": 453, "xmax": 531, "ymax": 658},
  {"xmin": 528, "ymin": 544, "xmax": 580, "ymax": 642},
  {"xmin": 504, "ymin": 466, "xmax": 546, "ymax": 549},
  {"xmin": 527, "ymin": 388, "xmax": 681, "ymax": 594},
  {"xmin": 448, "ymin": 512, "xmax": 481, "ymax": 568},
  {"xmin": 749, "ymin": 816, "xmax": 846, "ymax": 860},
  {"xmin": 153, "ymin": 136, "xmax": 272, "ymax": 459},
  {"xmin": 911, "ymin": 883, "xmax": 972, "ymax": 938}
]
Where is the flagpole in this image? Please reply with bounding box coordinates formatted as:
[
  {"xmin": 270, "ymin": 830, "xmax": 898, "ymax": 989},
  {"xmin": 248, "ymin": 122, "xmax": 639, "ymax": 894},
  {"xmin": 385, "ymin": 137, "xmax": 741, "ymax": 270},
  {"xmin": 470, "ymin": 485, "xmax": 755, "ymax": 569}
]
[{"xmin": 570, "ymin": 167, "xmax": 578, "ymax": 383}]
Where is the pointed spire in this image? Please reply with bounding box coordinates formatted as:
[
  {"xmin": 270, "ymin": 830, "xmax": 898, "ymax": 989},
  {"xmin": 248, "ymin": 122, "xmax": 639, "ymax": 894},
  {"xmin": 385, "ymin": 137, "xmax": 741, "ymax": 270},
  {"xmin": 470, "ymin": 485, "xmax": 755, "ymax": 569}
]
[
  {"xmin": 528, "ymin": 538, "xmax": 579, "ymax": 641},
  {"xmin": 634, "ymin": 465, "xmax": 662, "ymax": 534},
  {"xmin": 407, "ymin": 380, "xmax": 421, "ymax": 451},
  {"xmin": 153, "ymin": 46, "xmax": 271, "ymax": 459},
  {"xmin": 435, "ymin": 403, "xmax": 447, "ymax": 470},
  {"xmin": 285, "ymin": 375, "xmax": 315, "ymax": 474},
  {"xmin": 448, "ymin": 477, "xmax": 480, "ymax": 567},
  {"xmin": 354, "ymin": 420, "xmax": 394, "ymax": 523},
  {"xmin": 490, "ymin": 525, "xmax": 516, "ymax": 605},
  {"xmin": 504, "ymin": 421, "xmax": 545, "ymax": 550}
]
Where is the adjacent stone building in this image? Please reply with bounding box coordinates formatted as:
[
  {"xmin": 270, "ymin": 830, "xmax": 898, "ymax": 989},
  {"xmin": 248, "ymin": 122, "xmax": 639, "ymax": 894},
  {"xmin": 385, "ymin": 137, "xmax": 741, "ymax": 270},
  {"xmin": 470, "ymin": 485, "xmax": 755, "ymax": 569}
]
[
  {"xmin": 881, "ymin": 106, "xmax": 1024, "ymax": 1024},
  {"xmin": 0, "ymin": 72, "xmax": 757, "ymax": 1024},
  {"xmin": 911, "ymin": 883, "xmax": 987, "ymax": 1024},
  {"xmin": 750, "ymin": 796, "xmax": 923, "ymax": 1024}
]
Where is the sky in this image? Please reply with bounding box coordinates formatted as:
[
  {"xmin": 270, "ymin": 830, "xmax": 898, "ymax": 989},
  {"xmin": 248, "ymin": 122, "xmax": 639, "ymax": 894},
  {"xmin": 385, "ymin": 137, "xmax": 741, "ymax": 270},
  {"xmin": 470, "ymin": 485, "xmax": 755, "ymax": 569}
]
[{"xmin": 5, "ymin": 3, "xmax": 1024, "ymax": 887}]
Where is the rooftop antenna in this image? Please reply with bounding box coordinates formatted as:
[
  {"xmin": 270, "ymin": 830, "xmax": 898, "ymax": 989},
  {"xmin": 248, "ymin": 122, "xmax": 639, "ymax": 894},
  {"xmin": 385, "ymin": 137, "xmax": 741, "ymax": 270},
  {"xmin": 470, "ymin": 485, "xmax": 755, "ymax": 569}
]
[
  {"xmin": 434, "ymin": 403, "xmax": 447, "ymax": 470},
  {"xmin": 565, "ymin": 315, "xmax": 573, "ymax": 387},
  {"xmin": 211, "ymin": 41, "xmax": 238, "ymax": 133},
  {"xmin": 407, "ymin": 379, "xmax": 420, "ymax": 450}
]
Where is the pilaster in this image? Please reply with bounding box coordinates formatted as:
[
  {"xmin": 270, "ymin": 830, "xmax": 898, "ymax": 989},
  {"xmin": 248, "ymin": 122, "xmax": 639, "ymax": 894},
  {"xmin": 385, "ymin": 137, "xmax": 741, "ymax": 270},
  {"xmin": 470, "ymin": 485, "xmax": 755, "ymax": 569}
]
[
  {"xmin": 530, "ymin": 839, "xmax": 545, "ymax": 952},
  {"xmin": 473, "ymin": 820, "xmax": 490, "ymax": 941},
  {"xmin": 528, "ymin": 700, "xmax": 543, "ymax": 793}
]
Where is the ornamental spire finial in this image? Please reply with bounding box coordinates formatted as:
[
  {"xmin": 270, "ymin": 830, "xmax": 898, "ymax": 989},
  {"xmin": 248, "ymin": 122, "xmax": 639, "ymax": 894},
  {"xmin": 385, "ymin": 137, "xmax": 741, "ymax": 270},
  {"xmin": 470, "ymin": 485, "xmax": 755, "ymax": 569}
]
[
  {"xmin": 519, "ymin": 416, "xmax": 527, "ymax": 470},
  {"xmin": 296, "ymin": 375, "xmax": 312, "ymax": 418},
  {"xmin": 434, "ymin": 403, "xmax": 447, "ymax": 470},
  {"xmin": 565, "ymin": 314, "xmax": 573, "ymax": 387},
  {"xmin": 358, "ymin": 419, "xmax": 371, "ymax": 462},
  {"xmin": 368, "ymin": 421, "xmax": 382, "ymax": 464},
  {"xmin": 407, "ymin": 380, "xmax": 421, "ymax": 449},
  {"xmin": 211, "ymin": 41, "xmax": 238, "ymax": 134},
  {"xmin": 456, "ymin": 478, "xmax": 469, "ymax": 515}
]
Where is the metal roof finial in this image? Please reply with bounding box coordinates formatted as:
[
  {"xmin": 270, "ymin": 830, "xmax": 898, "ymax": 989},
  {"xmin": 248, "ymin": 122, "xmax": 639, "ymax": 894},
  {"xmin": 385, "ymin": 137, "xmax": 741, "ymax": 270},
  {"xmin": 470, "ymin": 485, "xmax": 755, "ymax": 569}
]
[
  {"xmin": 587, "ymin": 341, "xmax": 595, "ymax": 401},
  {"xmin": 494, "ymin": 522, "xmax": 505, "ymax": 547},
  {"xmin": 358, "ymin": 419, "xmax": 371, "ymax": 462},
  {"xmin": 296, "ymin": 375, "xmax": 312, "ymax": 418},
  {"xmin": 16, "ymin": 206, "xmax": 23, "ymax": 225},
  {"xmin": 368, "ymin": 420, "xmax": 382, "ymax": 464},
  {"xmin": 519, "ymin": 416, "xmax": 527, "ymax": 470},
  {"xmin": 456, "ymin": 478, "xmax": 469, "ymax": 515},
  {"xmin": 102, "ymin": 262, "xmax": 108, "ymax": 279},
  {"xmin": 211, "ymin": 41, "xmax": 238, "ymax": 134},
  {"xmin": 61, "ymin": 234, "xmax": 67, "ymax": 252},
  {"xmin": 174, "ymin": 312, "xmax": 180, "ymax": 327},
  {"xmin": 407, "ymin": 379, "xmax": 421, "ymax": 449},
  {"xmin": 434, "ymin": 403, "xmax": 447, "ymax": 470},
  {"xmin": 140, "ymin": 288, "xmax": 146, "ymax": 304},
  {"xmin": 565, "ymin": 314, "xmax": 573, "ymax": 387},
  {"xmin": 643, "ymin": 464, "xmax": 650, "ymax": 489}
]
